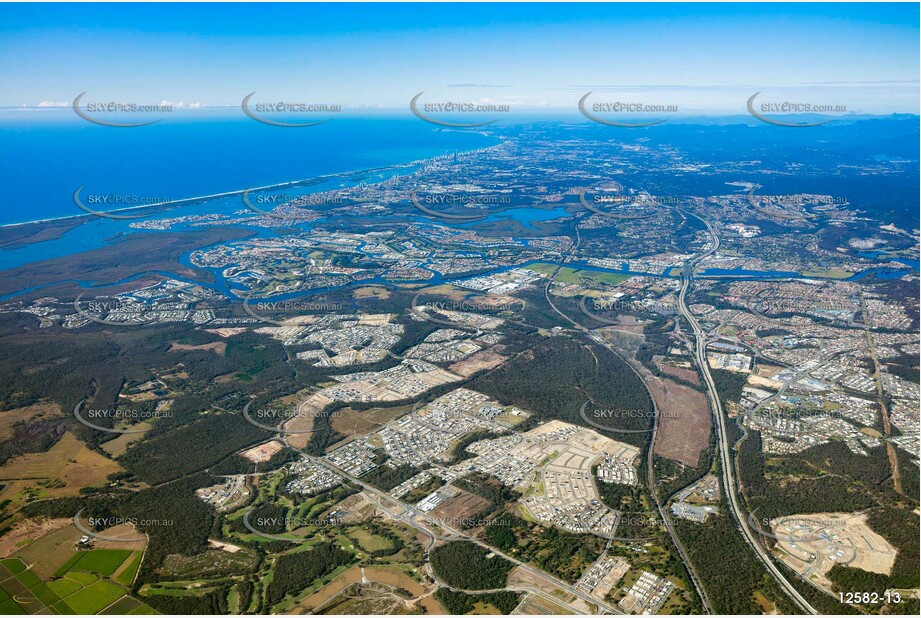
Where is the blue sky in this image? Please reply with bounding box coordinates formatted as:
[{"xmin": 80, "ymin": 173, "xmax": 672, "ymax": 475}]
[{"xmin": 1, "ymin": 2, "xmax": 918, "ymax": 114}]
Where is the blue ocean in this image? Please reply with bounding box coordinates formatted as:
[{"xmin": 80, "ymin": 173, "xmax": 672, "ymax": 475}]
[
  {"xmin": 0, "ymin": 109, "xmax": 496, "ymax": 226},
  {"xmin": 1, "ymin": 111, "xmax": 916, "ymax": 283}
]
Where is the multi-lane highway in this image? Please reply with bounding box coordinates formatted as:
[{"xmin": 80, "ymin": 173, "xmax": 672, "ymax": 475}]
[
  {"xmin": 675, "ymin": 211, "xmax": 817, "ymax": 615},
  {"xmin": 542, "ymin": 219, "xmax": 713, "ymax": 613},
  {"xmin": 269, "ymin": 209, "xmax": 815, "ymax": 616}
]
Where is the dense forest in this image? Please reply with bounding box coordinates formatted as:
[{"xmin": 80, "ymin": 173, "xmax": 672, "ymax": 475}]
[
  {"xmin": 434, "ymin": 589, "xmax": 521, "ymax": 614},
  {"xmin": 430, "ymin": 541, "xmax": 514, "ymax": 590},
  {"xmin": 263, "ymin": 541, "xmax": 354, "ymax": 608},
  {"xmin": 143, "ymin": 586, "xmax": 230, "ymax": 614},
  {"xmin": 119, "ymin": 412, "xmax": 268, "ymax": 485},
  {"xmin": 470, "ymin": 337, "xmax": 654, "ymax": 447},
  {"xmin": 709, "ymin": 368, "xmax": 750, "ymax": 410},
  {"xmin": 676, "ymin": 514, "xmax": 797, "ymax": 615}
]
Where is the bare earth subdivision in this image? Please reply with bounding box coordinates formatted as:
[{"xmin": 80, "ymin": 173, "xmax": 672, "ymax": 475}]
[{"xmin": 0, "ymin": 117, "xmax": 917, "ymax": 617}]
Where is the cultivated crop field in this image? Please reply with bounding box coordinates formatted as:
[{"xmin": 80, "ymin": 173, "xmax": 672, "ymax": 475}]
[{"xmin": 0, "ymin": 556, "xmax": 155, "ymax": 615}]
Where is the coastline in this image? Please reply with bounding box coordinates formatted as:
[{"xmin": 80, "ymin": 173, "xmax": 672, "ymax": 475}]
[
  {"xmin": 0, "ymin": 137, "xmax": 504, "ymax": 230},
  {"xmin": 0, "ymin": 163, "xmax": 414, "ymax": 230}
]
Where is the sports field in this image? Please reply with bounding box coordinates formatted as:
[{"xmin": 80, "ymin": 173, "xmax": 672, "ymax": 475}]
[{"xmin": 524, "ymin": 262, "xmax": 631, "ymax": 286}]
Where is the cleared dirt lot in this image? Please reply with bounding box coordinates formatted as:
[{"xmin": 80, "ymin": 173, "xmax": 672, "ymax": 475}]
[
  {"xmin": 239, "ymin": 440, "xmax": 283, "ymax": 463},
  {"xmin": 771, "ymin": 512, "xmax": 896, "ymax": 592},
  {"xmin": 429, "ymin": 489, "xmax": 490, "ymax": 528},
  {"xmin": 448, "ymin": 347, "xmax": 507, "ymax": 377},
  {"xmin": 513, "ymin": 593, "xmax": 575, "ymax": 615},
  {"xmin": 329, "ymin": 405, "xmax": 411, "ymax": 439},
  {"xmin": 168, "ymin": 341, "xmax": 226, "ymax": 355},
  {"xmin": 283, "ymin": 392, "xmax": 333, "ymax": 449},
  {"xmin": 333, "ymin": 492, "xmax": 377, "ymax": 524},
  {"xmin": 650, "ymin": 376, "xmax": 710, "ymax": 467},
  {"xmin": 658, "ymin": 361, "xmax": 700, "ymax": 386},
  {"xmin": 92, "ymin": 523, "xmax": 148, "ymax": 550}
]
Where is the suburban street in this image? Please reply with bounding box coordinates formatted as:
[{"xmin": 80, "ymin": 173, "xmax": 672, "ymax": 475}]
[
  {"xmin": 543, "ymin": 217, "xmax": 714, "ymax": 614},
  {"xmin": 276, "ymin": 436, "xmax": 626, "ymax": 615}
]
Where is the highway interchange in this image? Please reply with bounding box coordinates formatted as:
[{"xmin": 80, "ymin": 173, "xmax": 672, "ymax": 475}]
[
  {"xmin": 676, "ymin": 211, "xmax": 818, "ymax": 615},
  {"xmin": 258, "ymin": 207, "xmax": 821, "ymax": 615}
]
